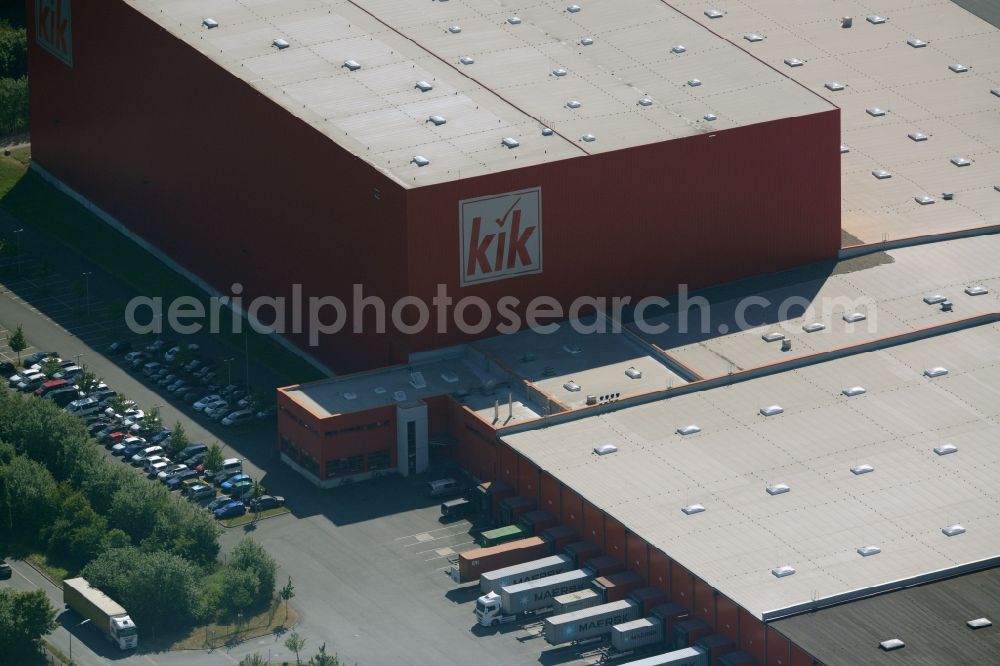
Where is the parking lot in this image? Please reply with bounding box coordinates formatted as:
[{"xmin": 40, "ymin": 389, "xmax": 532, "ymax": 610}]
[{"xmin": 0, "ymin": 214, "xmax": 611, "ymax": 665}]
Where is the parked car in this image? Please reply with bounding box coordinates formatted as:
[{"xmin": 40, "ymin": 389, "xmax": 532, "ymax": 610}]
[
  {"xmin": 52, "ymin": 365, "xmax": 82, "ymax": 381},
  {"xmin": 141, "ymin": 361, "xmax": 162, "ymax": 377},
  {"xmin": 221, "ymin": 410, "xmax": 255, "ymax": 427},
  {"xmin": 65, "ymin": 396, "xmax": 101, "ymax": 417},
  {"xmin": 147, "ymin": 460, "xmax": 171, "ymax": 478},
  {"xmin": 206, "ymin": 459, "xmax": 243, "ymax": 484},
  {"xmin": 145, "ymin": 338, "xmax": 173, "ymax": 355},
  {"xmin": 164, "ymin": 344, "xmax": 199, "ymax": 363},
  {"xmin": 158, "ymin": 464, "xmax": 188, "ymax": 482},
  {"xmin": 248, "ymin": 495, "xmax": 285, "ymax": 512},
  {"xmin": 0, "ymin": 361, "xmax": 15, "ymax": 376},
  {"xmin": 121, "ymin": 439, "xmax": 148, "ymax": 459},
  {"xmin": 177, "ymin": 444, "xmax": 208, "ymax": 462},
  {"xmin": 17, "ymin": 374, "xmax": 48, "ymax": 392},
  {"xmin": 186, "ymin": 451, "xmax": 207, "ymax": 467},
  {"xmin": 131, "ymin": 445, "xmax": 164, "ymax": 466},
  {"xmin": 105, "ymin": 341, "xmax": 132, "ymax": 355},
  {"xmin": 34, "ymin": 378, "xmax": 70, "ymax": 397},
  {"xmin": 149, "ymin": 429, "xmax": 172, "ymax": 445},
  {"xmin": 23, "ymin": 351, "xmax": 58, "ymax": 367},
  {"xmin": 188, "ymin": 484, "xmax": 216, "ymax": 502},
  {"xmin": 220, "ymin": 474, "xmax": 251, "ymax": 493},
  {"xmin": 48, "ymin": 387, "xmax": 82, "ymax": 408},
  {"xmin": 205, "ymin": 497, "xmax": 232, "ymax": 512},
  {"xmin": 110, "ymin": 442, "xmax": 130, "ymax": 456},
  {"xmin": 142, "ymin": 454, "xmax": 170, "ymax": 471},
  {"xmin": 203, "ymin": 401, "xmax": 229, "ymax": 418},
  {"xmin": 0, "ymin": 560, "xmax": 11, "ymax": 580},
  {"xmin": 167, "ymin": 380, "xmax": 188, "ymax": 393},
  {"xmin": 213, "ymin": 501, "xmax": 246, "ymax": 519},
  {"xmin": 192, "ymin": 395, "xmax": 222, "ymax": 412},
  {"xmin": 166, "ymin": 469, "xmax": 200, "ymax": 490},
  {"xmin": 181, "ymin": 389, "xmax": 201, "ymax": 403}
]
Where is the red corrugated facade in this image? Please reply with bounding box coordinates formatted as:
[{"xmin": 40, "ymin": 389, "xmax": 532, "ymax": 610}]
[{"xmin": 28, "ymin": 0, "xmax": 841, "ymax": 374}]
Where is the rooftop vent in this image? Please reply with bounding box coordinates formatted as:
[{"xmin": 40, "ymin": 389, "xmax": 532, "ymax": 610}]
[
  {"xmin": 907, "ymin": 38, "xmax": 927, "ymax": 48},
  {"xmin": 409, "ymin": 371, "xmax": 427, "ymax": 389},
  {"xmin": 581, "ymin": 134, "xmax": 596, "ymax": 142},
  {"xmin": 762, "ymin": 332, "xmax": 785, "ymax": 342},
  {"xmin": 825, "ymin": 82, "xmax": 845, "ymax": 91},
  {"xmin": 202, "ymin": 18, "xmax": 219, "ymax": 29},
  {"xmin": 840, "ymin": 145, "xmax": 850, "ymax": 154},
  {"xmin": 908, "ymin": 131, "xmax": 928, "ymax": 141},
  {"xmin": 802, "ymin": 322, "xmax": 826, "ymax": 333},
  {"xmin": 681, "ymin": 503, "xmax": 705, "ymax": 515},
  {"xmin": 934, "ymin": 443, "xmax": 958, "ymax": 456},
  {"xmin": 393, "ymin": 390, "xmax": 407, "ymax": 402},
  {"xmin": 784, "ymin": 58, "xmax": 803, "ymax": 67},
  {"xmin": 949, "ymin": 64, "xmax": 969, "ymax": 73},
  {"xmin": 411, "ymin": 155, "xmax": 430, "ymax": 167},
  {"xmin": 858, "ymin": 545, "xmax": 881, "ymax": 557},
  {"xmin": 951, "ymin": 156, "xmax": 971, "ymax": 167},
  {"xmin": 866, "ymin": 107, "xmax": 886, "ymax": 117},
  {"xmin": 428, "ymin": 115, "xmax": 447, "ymax": 126},
  {"xmin": 923, "ymin": 294, "xmax": 946, "ymax": 304},
  {"xmin": 967, "ymin": 618, "xmax": 992, "ymax": 629},
  {"xmin": 460, "ymin": 56, "xmax": 474, "ymax": 65},
  {"xmin": 687, "ymin": 78, "xmax": 702, "ymax": 87},
  {"xmin": 564, "ymin": 380, "xmax": 581, "ymax": 392},
  {"xmin": 915, "ymin": 195, "xmax": 935, "ymax": 205},
  {"xmin": 942, "ymin": 524, "xmax": 966, "ymax": 537},
  {"xmin": 638, "ymin": 97, "xmax": 653, "ymax": 107},
  {"xmin": 993, "ymin": 88, "xmax": 1000, "ymax": 97},
  {"xmin": 872, "ymin": 169, "xmax": 892, "ymax": 179},
  {"xmin": 580, "ymin": 37, "xmax": 594, "ymax": 46},
  {"xmin": 760, "ymin": 405, "xmax": 784, "ymax": 417},
  {"xmin": 851, "ymin": 464, "xmax": 875, "ymax": 475},
  {"xmin": 677, "ymin": 425, "xmax": 701, "ymax": 436},
  {"xmin": 766, "ymin": 483, "xmax": 790, "ymax": 496},
  {"xmin": 771, "ymin": 566, "xmax": 796, "ymax": 578},
  {"xmin": 841, "ymin": 16, "xmax": 853, "ymax": 28},
  {"xmin": 448, "ymin": 25, "xmax": 461, "ymax": 33},
  {"xmin": 672, "ymin": 45, "xmax": 687, "ymax": 54},
  {"xmin": 965, "ymin": 285, "xmax": 988, "ymax": 296},
  {"xmin": 843, "ymin": 386, "xmax": 867, "ymax": 397},
  {"xmin": 508, "ymin": 16, "xmax": 522, "ymax": 25},
  {"xmin": 273, "ymin": 38, "xmax": 290, "ymax": 50},
  {"xmin": 541, "ymin": 127, "xmax": 554, "ymax": 136},
  {"xmin": 866, "ymin": 15, "xmax": 887, "ymax": 24},
  {"xmin": 441, "ymin": 371, "xmax": 458, "ymax": 383},
  {"xmin": 594, "ymin": 444, "xmax": 617, "ymax": 456},
  {"xmin": 553, "ymin": 68, "xmax": 568, "ymax": 77},
  {"xmin": 501, "ymin": 137, "xmax": 519, "ymax": 149},
  {"xmin": 705, "ymin": 9, "xmax": 723, "ymax": 19},
  {"xmin": 373, "ymin": 386, "xmax": 386, "ymax": 394},
  {"xmin": 703, "ymin": 114, "xmax": 718, "ymax": 121},
  {"xmin": 879, "ymin": 639, "xmax": 904, "ymax": 651},
  {"xmin": 343, "ymin": 59, "xmax": 361, "ymax": 71},
  {"xmin": 843, "ymin": 312, "xmax": 866, "ymax": 323},
  {"xmin": 625, "ymin": 367, "xmax": 642, "ymax": 379},
  {"xmin": 567, "ymin": 4, "xmax": 581, "ymax": 13},
  {"xmin": 564, "ymin": 344, "xmax": 582, "ymax": 355},
  {"xmin": 566, "ymin": 100, "xmax": 581, "ymax": 109},
  {"xmin": 924, "ymin": 366, "xmax": 948, "ymax": 378},
  {"xmin": 343, "ymin": 391, "xmax": 357, "ymax": 400},
  {"xmin": 744, "ymin": 33, "xmax": 764, "ymax": 43},
  {"xmin": 415, "ymin": 80, "xmax": 433, "ymax": 92}
]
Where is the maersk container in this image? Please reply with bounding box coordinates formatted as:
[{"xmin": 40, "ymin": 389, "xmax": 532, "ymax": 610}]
[
  {"xmin": 591, "ymin": 570, "xmax": 644, "ymax": 603},
  {"xmin": 479, "ymin": 523, "xmax": 530, "ymax": 547},
  {"xmin": 518, "ymin": 510, "xmax": 558, "ymax": 535},
  {"xmin": 475, "ymin": 481, "xmax": 514, "ymax": 519},
  {"xmin": 500, "ymin": 568, "xmax": 595, "ymax": 615},
  {"xmin": 544, "ymin": 599, "xmax": 642, "ymax": 645},
  {"xmin": 564, "ymin": 541, "xmax": 601, "ymax": 566},
  {"xmin": 553, "ymin": 588, "xmax": 602, "ymax": 615},
  {"xmin": 452, "ymin": 536, "xmax": 550, "ymax": 583},
  {"xmin": 672, "ymin": 619, "xmax": 711, "ymax": 648},
  {"xmin": 585, "ymin": 555, "xmax": 625, "ymax": 577},
  {"xmin": 499, "ymin": 496, "xmax": 537, "ymax": 525},
  {"xmin": 541, "ymin": 525, "xmax": 578, "ymax": 551},
  {"xmin": 619, "ymin": 647, "xmax": 709, "ymax": 666},
  {"xmin": 479, "ymin": 554, "xmax": 574, "ymax": 595},
  {"xmin": 611, "ymin": 617, "xmax": 665, "ymax": 651}
]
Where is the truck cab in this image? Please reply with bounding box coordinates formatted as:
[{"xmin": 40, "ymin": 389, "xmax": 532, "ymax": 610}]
[
  {"xmin": 475, "ymin": 591, "xmax": 512, "ymax": 627},
  {"xmin": 110, "ymin": 615, "xmax": 138, "ymax": 649}
]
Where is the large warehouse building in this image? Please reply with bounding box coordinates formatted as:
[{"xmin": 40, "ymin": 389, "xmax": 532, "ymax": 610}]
[{"xmin": 27, "ymin": 0, "xmax": 840, "ymax": 373}]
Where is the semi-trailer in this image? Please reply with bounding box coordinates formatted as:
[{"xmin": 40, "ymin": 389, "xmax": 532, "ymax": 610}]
[
  {"xmin": 617, "ymin": 635, "xmax": 738, "ymax": 666},
  {"xmin": 450, "ymin": 537, "xmax": 551, "ymax": 583},
  {"xmin": 63, "ymin": 578, "xmax": 138, "ymax": 650},
  {"xmin": 618, "ymin": 647, "xmax": 709, "ymax": 666},
  {"xmin": 611, "ymin": 603, "xmax": 691, "ymax": 652},
  {"xmin": 553, "ymin": 588, "xmax": 602, "ymax": 615},
  {"xmin": 479, "ymin": 554, "xmax": 575, "ymax": 595},
  {"xmin": 476, "ymin": 568, "xmax": 594, "ymax": 626},
  {"xmin": 544, "ymin": 598, "xmax": 643, "ymax": 645},
  {"xmin": 479, "ymin": 524, "xmax": 530, "ymax": 547}
]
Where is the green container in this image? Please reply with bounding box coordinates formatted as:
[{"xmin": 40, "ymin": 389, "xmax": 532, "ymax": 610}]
[{"xmin": 479, "ymin": 524, "xmax": 528, "ymax": 547}]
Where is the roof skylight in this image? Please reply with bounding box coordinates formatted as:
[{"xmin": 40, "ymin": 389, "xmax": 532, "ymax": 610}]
[
  {"xmin": 842, "ymin": 386, "xmax": 866, "ymax": 397},
  {"xmin": 942, "ymin": 524, "xmax": 965, "ymax": 537},
  {"xmin": 766, "ymin": 483, "xmax": 790, "ymax": 496},
  {"xmin": 772, "ymin": 566, "xmax": 796, "ymax": 578},
  {"xmin": 705, "ymin": 9, "xmax": 723, "ymax": 19},
  {"xmin": 343, "ymin": 60, "xmax": 361, "ymax": 71},
  {"xmin": 202, "ymin": 18, "xmax": 219, "ymax": 29},
  {"xmin": 411, "ymin": 156, "xmax": 430, "ymax": 167},
  {"xmin": 924, "ymin": 367, "xmax": 948, "ymax": 377},
  {"xmin": 907, "ymin": 38, "xmax": 927, "ymax": 47},
  {"xmin": 677, "ymin": 425, "xmax": 701, "ymax": 436},
  {"xmin": 857, "ymin": 545, "xmax": 881, "ymax": 557},
  {"xmin": 760, "ymin": 405, "xmax": 784, "ymax": 417},
  {"xmin": 415, "ymin": 80, "xmax": 433, "ymax": 92},
  {"xmin": 682, "ymin": 504, "xmax": 705, "ymax": 515},
  {"xmin": 273, "ymin": 38, "xmax": 290, "ymax": 50},
  {"xmin": 933, "ymin": 443, "xmax": 958, "ymax": 456},
  {"xmin": 915, "ymin": 195, "xmax": 935, "ymax": 205},
  {"xmin": 594, "ymin": 443, "xmax": 618, "ymax": 455},
  {"xmin": 502, "ymin": 137, "xmax": 519, "ymax": 149},
  {"xmin": 851, "ymin": 464, "xmax": 874, "ymax": 475},
  {"xmin": 908, "ymin": 131, "xmax": 928, "ymax": 141},
  {"xmin": 784, "ymin": 58, "xmax": 803, "ymax": 67}
]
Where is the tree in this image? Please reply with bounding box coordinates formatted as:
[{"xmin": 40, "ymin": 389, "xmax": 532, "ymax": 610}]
[
  {"xmin": 38, "ymin": 356, "xmax": 61, "ymax": 376},
  {"xmin": 238, "ymin": 654, "xmax": 269, "ymax": 666},
  {"xmin": 7, "ymin": 324, "xmax": 25, "ymax": 364},
  {"xmin": 308, "ymin": 643, "xmax": 341, "ymax": 666},
  {"xmin": 229, "ymin": 538, "xmax": 277, "ymax": 605},
  {"xmin": 279, "ymin": 576, "xmax": 295, "ymax": 623},
  {"xmin": 0, "ymin": 455, "xmax": 58, "ymax": 538},
  {"xmin": 248, "ymin": 479, "xmax": 265, "ymax": 521},
  {"xmin": 76, "ymin": 367, "xmax": 101, "ymax": 395},
  {"xmin": 107, "ymin": 393, "xmax": 133, "ymax": 416},
  {"xmin": 166, "ymin": 421, "xmax": 189, "ymax": 457},
  {"xmin": 221, "ymin": 566, "xmax": 258, "ymax": 616},
  {"xmin": 202, "ymin": 443, "xmax": 224, "ymax": 475},
  {"xmin": 0, "ymin": 588, "xmax": 57, "ymax": 658},
  {"xmin": 285, "ymin": 631, "xmax": 306, "ymax": 666},
  {"xmin": 137, "ymin": 406, "xmax": 163, "ymax": 439},
  {"xmin": 42, "ymin": 485, "xmax": 108, "ymax": 564}
]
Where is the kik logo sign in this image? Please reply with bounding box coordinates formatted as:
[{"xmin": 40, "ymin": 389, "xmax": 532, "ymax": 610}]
[
  {"xmin": 459, "ymin": 188, "xmax": 542, "ymax": 287},
  {"xmin": 36, "ymin": 0, "xmax": 73, "ymax": 67}
]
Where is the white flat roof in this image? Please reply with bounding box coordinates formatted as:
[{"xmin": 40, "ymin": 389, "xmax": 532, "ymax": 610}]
[
  {"xmin": 667, "ymin": 0, "xmax": 1000, "ymax": 243},
  {"xmin": 634, "ymin": 233, "xmax": 1000, "ymax": 378},
  {"xmin": 503, "ymin": 323, "xmax": 1000, "ymax": 619},
  {"xmin": 133, "ymin": 0, "xmax": 832, "ymax": 187}
]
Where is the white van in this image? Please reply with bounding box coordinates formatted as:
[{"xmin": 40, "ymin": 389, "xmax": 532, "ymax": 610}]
[
  {"xmin": 131, "ymin": 445, "xmax": 164, "ymax": 466},
  {"xmin": 65, "ymin": 396, "xmax": 100, "ymax": 416},
  {"xmin": 207, "ymin": 458, "xmax": 243, "ymax": 483},
  {"xmin": 428, "ymin": 478, "xmax": 463, "ymax": 497}
]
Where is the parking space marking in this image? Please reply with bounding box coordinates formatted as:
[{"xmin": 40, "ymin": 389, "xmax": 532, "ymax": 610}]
[
  {"xmin": 435, "ymin": 547, "xmax": 455, "ymax": 558},
  {"xmin": 414, "ymin": 532, "xmax": 435, "ymax": 543}
]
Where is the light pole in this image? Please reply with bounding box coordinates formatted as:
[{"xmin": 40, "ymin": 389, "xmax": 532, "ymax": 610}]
[
  {"xmin": 82, "ymin": 271, "xmax": 92, "ymax": 317},
  {"xmin": 69, "ymin": 617, "xmax": 91, "ymax": 663},
  {"xmin": 243, "ymin": 330, "xmax": 250, "ymax": 389},
  {"xmin": 12, "ymin": 228, "xmax": 23, "ymax": 274},
  {"xmin": 223, "ymin": 357, "xmax": 234, "ymax": 386},
  {"xmin": 74, "ymin": 353, "xmax": 85, "ymax": 367}
]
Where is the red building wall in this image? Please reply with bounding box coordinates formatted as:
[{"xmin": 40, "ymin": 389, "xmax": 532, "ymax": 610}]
[{"xmin": 605, "ymin": 518, "xmax": 627, "ymax": 562}]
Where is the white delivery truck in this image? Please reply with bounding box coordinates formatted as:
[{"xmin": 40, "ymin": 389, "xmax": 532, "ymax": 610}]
[
  {"xmin": 63, "ymin": 578, "xmax": 138, "ymax": 650},
  {"xmin": 476, "ymin": 568, "xmax": 595, "ymax": 626}
]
